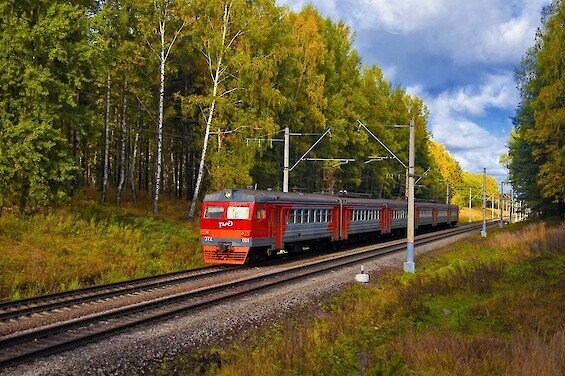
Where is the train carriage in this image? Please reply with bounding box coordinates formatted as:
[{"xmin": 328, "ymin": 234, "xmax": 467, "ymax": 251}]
[{"xmin": 201, "ymin": 189, "xmax": 459, "ymax": 265}]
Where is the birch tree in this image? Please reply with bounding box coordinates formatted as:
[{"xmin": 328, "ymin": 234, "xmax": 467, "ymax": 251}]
[
  {"xmin": 101, "ymin": 73, "xmax": 111, "ymax": 203},
  {"xmin": 136, "ymin": 0, "xmax": 186, "ymax": 216},
  {"xmin": 188, "ymin": 0, "xmax": 243, "ymax": 218},
  {"xmin": 116, "ymin": 79, "xmax": 127, "ymax": 205}
]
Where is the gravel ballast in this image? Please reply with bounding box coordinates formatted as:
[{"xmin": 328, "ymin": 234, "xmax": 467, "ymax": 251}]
[{"xmin": 2, "ymin": 231, "xmax": 475, "ymax": 376}]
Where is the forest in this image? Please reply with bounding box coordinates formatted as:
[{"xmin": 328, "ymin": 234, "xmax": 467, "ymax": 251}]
[
  {"xmin": 509, "ymin": 1, "xmax": 564, "ymax": 218},
  {"xmin": 0, "ymin": 0, "xmax": 499, "ymax": 217}
]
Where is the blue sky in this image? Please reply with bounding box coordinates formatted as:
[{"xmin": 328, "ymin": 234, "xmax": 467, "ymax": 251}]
[{"xmin": 277, "ymin": 0, "xmax": 549, "ymax": 183}]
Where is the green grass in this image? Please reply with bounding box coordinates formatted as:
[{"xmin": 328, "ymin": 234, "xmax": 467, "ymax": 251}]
[
  {"xmin": 0, "ymin": 197, "xmax": 204, "ymax": 300},
  {"xmin": 154, "ymin": 221, "xmax": 565, "ymax": 376}
]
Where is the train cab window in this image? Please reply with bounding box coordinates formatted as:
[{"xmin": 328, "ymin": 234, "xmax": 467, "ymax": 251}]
[
  {"xmin": 227, "ymin": 206, "xmax": 250, "ymax": 219},
  {"xmin": 324, "ymin": 209, "xmax": 329, "ymax": 222},
  {"xmin": 255, "ymin": 208, "xmax": 266, "ymax": 220},
  {"xmin": 204, "ymin": 206, "xmax": 224, "ymax": 219}
]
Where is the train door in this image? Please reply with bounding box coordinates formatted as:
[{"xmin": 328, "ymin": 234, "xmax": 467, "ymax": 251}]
[
  {"xmin": 432, "ymin": 208, "xmax": 438, "ymax": 227},
  {"xmin": 415, "ymin": 208, "xmax": 419, "ymax": 230},
  {"xmin": 269, "ymin": 206, "xmax": 285, "ymax": 249},
  {"xmin": 341, "ymin": 207, "xmax": 351, "ymax": 240},
  {"xmin": 380, "ymin": 207, "xmax": 391, "ymax": 234},
  {"xmin": 331, "ymin": 206, "xmax": 340, "ymax": 241}
]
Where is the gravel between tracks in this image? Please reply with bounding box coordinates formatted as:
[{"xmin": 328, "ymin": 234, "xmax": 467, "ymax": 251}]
[{"xmin": 2, "ymin": 231, "xmax": 474, "ymax": 376}]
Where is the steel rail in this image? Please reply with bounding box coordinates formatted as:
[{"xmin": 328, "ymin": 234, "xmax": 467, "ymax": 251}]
[{"xmin": 0, "ymin": 221, "xmax": 495, "ymax": 369}]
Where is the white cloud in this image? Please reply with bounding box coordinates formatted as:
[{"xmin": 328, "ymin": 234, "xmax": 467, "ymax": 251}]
[
  {"xmin": 433, "ymin": 74, "xmax": 518, "ymax": 116},
  {"xmin": 279, "ymin": 0, "xmax": 548, "ymax": 65},
  {"xmin": 382, "ymin": 65, "xmax": 398, "ymax": 81},
  {"xmin": 424, "ymin": 74, "xmax": 517, "ymax": 179}
]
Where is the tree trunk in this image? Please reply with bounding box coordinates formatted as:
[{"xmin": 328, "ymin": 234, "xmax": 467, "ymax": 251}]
[
  {"xmin": 153, "ymin": 42, "xmax": 166, "ymax": 216},
  {"xmin": 101, "ymin": 72, "xmax": 111, "ymax": 204},
  {"xmin": 188, "ymin": 3, "xmax": 233, "ymax": 218},
  {"xmin": 117, "ymin": 79, "xmax": 127, "ymax": 205},
  {"xmin": 130, "ymin": 131, "xmax": 139, "ymax": 202}
]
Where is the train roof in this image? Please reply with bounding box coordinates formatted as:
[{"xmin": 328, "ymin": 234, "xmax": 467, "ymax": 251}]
[
  {"xmin": 203, "ymin": 189, "xmax": 341, "ymax": 204},
  {"xmin": 203, "ymin": 189, "xmax": 458, "ymax": 209}
]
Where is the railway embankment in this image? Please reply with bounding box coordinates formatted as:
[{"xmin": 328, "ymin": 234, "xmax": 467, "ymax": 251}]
[
  {"xmin": 0, "ymin": 198, "xmax": 203, "ymax": 301},
  {"xmin": 159, "ymin": 220, "xmax": 564, "ymax": 375}
]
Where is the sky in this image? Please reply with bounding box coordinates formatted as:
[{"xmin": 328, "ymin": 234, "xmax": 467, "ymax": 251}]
[{"xmin": 276, "ymin": 0, "xmax": 549, "ymax": 183}]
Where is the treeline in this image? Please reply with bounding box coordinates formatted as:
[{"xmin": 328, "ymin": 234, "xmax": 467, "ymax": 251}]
[
  {"xmin": 429, "ymin": 142, "xmax": 499, "ymax": 207},
  {"xmin": 0, "ymin": 0, "xmax": 497, "ymax": 216},
  {"xmin": 509, "ymin": 0, "xmax": 564, "ymax": 218}
]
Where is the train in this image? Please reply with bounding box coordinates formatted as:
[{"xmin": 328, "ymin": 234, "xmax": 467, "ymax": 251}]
[{"xmin": 200, "ymin": 189, "xmax": 459, "ymax": 264}]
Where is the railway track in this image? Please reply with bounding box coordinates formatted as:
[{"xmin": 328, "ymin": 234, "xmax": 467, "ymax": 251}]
[
  {"xmin": 0, "ymin": 221, "xmax": 495, "ymax": 369},
  {"xmin": 0, "ymin": 265, "xmax": 237, "ymax": 323}
]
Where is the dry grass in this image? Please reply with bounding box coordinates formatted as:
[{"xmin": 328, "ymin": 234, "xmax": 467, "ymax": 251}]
[
  {"xmin": 0, "ymin": 195, "xmax": 203, "ymax": 300},
  {"xmin": 395, "ymin": 328, "xmax": 565, "ymax": 376}
]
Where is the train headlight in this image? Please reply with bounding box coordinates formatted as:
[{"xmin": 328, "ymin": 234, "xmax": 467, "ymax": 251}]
[{"xmin": 224, "ymin": 190, "xmax": 232, "ymax": 198}]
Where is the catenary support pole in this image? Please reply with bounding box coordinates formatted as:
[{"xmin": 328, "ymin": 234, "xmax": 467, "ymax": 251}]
[
  {"xmin": 283, "ymin": 126, "xmax": 289, "ymax": 192},
  {"xmin": 468, "ymin": 188, "xmax": 472, "ymax": 223},
  {"xmin": 446, "ymin": 182, "xmax": 449, "ymax": 204},
  {"xmin": 404, "ymin": 119, "xmax": 416, "ymax": 273},
  {"xmin": 510, "ymin": 190, "xmax": 514, "ymax": 224},
  {"xmin": 499, "ymin": 181, "xmax": 504, "ymax": 228},
  {"xmin": 481, "ymin": 168, "xmax": 487, "ymax": 237}
]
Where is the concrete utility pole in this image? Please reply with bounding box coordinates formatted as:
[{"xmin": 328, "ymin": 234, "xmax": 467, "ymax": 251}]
[
  {"xmin": 481, "ymin": 168, "xmax": 487, "ymax": 237},
  {"xmin": 510, "ymin": 190, "xmax": 514, "ymax": 224},
  {"xmin": 283, "ymin": 127, "xmax": 290, "ymax": 192},
  {"xmin": 404, "ymin": 119, "xmax": 416, "ymax": 274},
  {"xmin": 468, "ymin": 188, "xmax": 472, "ymax": 223},
  {"xmin": 499, "ymin": 181, "xmax": 504, "ymax": 228},
  {"xmin": 446, "ymin": 182, "xmax": 450, "ymax": 204}
]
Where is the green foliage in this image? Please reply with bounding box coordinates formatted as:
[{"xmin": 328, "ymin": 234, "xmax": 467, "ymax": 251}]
[
  {"xmin": 0, "ymin": 0, "xmax": 96, "ymax": 212},
  {"xmin": 509, "ymin": 1, "xmax": 565, "ymax": 217},
  {"xmin": 1, "ymin": 0, "xmax": 500, "ymax": 214}
]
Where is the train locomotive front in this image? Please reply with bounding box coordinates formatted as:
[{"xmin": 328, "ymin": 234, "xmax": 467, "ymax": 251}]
[{"xmin": 200, "ymin": 189, "xmax": 258, "ymax": 264}]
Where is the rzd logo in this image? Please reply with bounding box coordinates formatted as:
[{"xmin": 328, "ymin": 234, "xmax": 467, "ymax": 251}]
[{"xmin": 219, "ymin": 221, "xmax": 233, "ymax": 228}]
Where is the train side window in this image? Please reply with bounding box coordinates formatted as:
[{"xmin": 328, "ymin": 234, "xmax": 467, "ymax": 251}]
[
  {"xmin": 289, "ymin": 210, "xmax": 296, "ymax": 224},
  {"xmin": 255, "ymin": 208, "xmax": 266, "ymax": 220},
  {"xmin": 324, "ymin": 209, "xmax": 329, "ymax": 222}
]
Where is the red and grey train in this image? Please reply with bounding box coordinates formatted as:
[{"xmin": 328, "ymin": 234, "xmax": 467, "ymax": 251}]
[{"xmin": 200, "ymin": 189, "xmax": 459, "ymax": 264}]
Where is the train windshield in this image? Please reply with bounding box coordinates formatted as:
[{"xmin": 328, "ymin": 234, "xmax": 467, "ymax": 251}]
[
  {"xmin": 227, "ymin": 206, "xmax": 250, "ymax": 219},
  {"xmin": 204, "ymin": 206, "xmax": 224, "ymax": 219}
]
